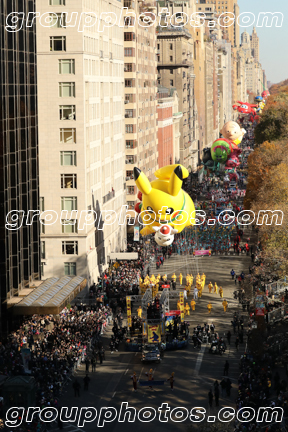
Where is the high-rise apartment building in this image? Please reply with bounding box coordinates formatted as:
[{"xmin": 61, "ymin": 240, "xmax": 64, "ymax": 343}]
[
  {"xmin": 251, "ymin": 27, "xmax": 259, "ymax": 63},
  {"xmin": 0, "ymin": 0, "xmax": 40, "ymax": 333},
  {"xmin": 124, "ymin": 0, "xmax": 158, "ymax": 209},
  {"xmin": 157, "ymin": 27, "xmax": 196, "ymax": 168},
  {"xmin": 36, "ymin": 0, "xmax": 126, "ymax": 285},
  {"xmin": 157, "ymin": 86, "xmax": 181, "ymax": 168}
]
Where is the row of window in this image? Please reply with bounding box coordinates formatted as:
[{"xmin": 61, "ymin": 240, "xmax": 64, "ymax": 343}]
[
  {"xmin": 40, "ymin": 197, "xmax": 78, "ymax": 211},
  {"xmin": 41, "ymin": 220, "xmax": 78, "ymax": 235},
  {"xmin": 41, "ymin": 262, "xmax": 76, "ymax": 277},
  {"xmin": 41, "ymin": 240, "xmax": 78, "ymax": 257}
]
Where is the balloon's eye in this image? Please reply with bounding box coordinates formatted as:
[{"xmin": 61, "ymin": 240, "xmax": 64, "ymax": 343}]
[
  {"xmin": 147, "ymin": 206, "xmax": 153, "ymax": 213},
  {"xmin": 166, "ymin": 208, "xmax": 174, "ymax": 215}
]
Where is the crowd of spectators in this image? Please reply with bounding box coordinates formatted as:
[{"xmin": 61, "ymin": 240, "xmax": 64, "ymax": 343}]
[
  {"xmin": 0, "ymin": 303, "xmax": 113, "ymax": 431},
  {"xmin": 234, "ymin": 354, "xmax": 288, "ymax": 431}
]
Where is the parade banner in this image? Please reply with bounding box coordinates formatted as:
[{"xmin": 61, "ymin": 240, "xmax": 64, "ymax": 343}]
[
  {"xmin": 134, "ymin": 226, "xmax": 140, "ymax": 241},
  {"xmin": 142, "ymin": 321, "xmax": 147, "ymax": 336},
  {"xmin": 179, "ymin": 292, "xmax": 184, "ymax": 322},
  {"xmin": 194, "ymin": 250, "xmax": 210, "ymax": 256},
  {"xmin": 148, "ymin": 325, "xmax": 161, "ymax": 343},
  {"xmin": 126, "ymin": 296, "xmax": 132, "ymax": 327},
  {"xmin": 165, "ymin": 310, "xmax": 181, "ymax": 316}
]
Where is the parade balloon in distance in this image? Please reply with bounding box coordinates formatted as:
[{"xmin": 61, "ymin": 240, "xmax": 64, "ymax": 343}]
[
  {"xmin": 255, "ymin": 96, "xmax": 263, "ymax": 102},
  {"xmin": 133, "ymin": 164, "xmax": 195, "ymax": 246},
  {"xmin": 220, "ymin": 121, "xmax": 246, "ymax": 146},
  {"xmin": 211, "ymin": 139, "xmax": 232, "ymax": 164}
]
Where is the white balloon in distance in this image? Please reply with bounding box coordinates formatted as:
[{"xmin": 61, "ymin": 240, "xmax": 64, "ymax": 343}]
[{"xmin": 152, "ymin": 225, "xmax": 178, "ymax": 247}]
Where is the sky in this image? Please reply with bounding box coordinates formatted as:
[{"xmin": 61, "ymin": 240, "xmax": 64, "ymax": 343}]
[{"xmin": 238, "ymin": 0, "xmax": 288, "ymax": 84}]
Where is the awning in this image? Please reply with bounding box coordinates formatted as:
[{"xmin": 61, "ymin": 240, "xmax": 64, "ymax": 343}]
[{"xmin": 14, "ymin": 276, "xmax": 87, "ymax": 315}]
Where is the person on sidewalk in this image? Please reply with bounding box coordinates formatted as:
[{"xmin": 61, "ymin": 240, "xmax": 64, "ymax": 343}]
[
  {"xmin": 227, "ymin": 330, "xmax": 231, "ymax": 345},
  {"xmin": 73, "ymin": 379, "xmax": 81, "ymax": 397},
  {"xmin": 208, "ymin": 389, "xmax": 213, "ymax": 408},
  {"xmin": 131, "ymin": 372, "xmax": 138, "ymax": 392},
  {"xmin": 224, "ymin": 360, "xmax": 229, "ymax": 376},
  {"xmin": 83, "ymin": 374, "xmax": 90, "ymax": 391},
  {"xmin": 167, "ymin": 372, "xmax": 175, "ymax": 391}
]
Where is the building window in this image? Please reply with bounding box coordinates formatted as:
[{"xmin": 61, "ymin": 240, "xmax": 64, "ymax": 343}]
[
  {"xmin": 60, "ymin": 151, "xmax": 77, "ymax": 166},
  {"xmin": 49, "ymin": 0, "xmax": 65, "ymax": 4},
  {"xmin": 59, "ymin": 59, "xmax": 75, "ymax": 74},
  {"xmin": 125, "ymin": 124, "xmax": 135, "ymax": 133},
  {"xmin": 170, "ymin": 69, "xmax": 173, "ymax": 74},
  {"xmin": 125, "ymin": 79, "xmax": 135, "ymax": 88},
  {"xmin": 60, "ymin": 128, "xmax": 76, "ymax": 144},
  {"xmin": 170, "ymin": 56, "xmax": 173, "ymax": 61},
  {"xmin": 62, "ymin": 220, "xmax": 78, "ymax": 233},
  {"xmin": 40, "ymin": 220, "xmax": 45, "ymax": 234},
  {"xmin": 41, "ymin": 241, "xmax": 46, "ymax": 259},
  {"xmin": 61, "ymin": 197, "xmax": 77, "ymax": 211},
  {"xmin": 125, "ymin": 94, "xmax": 135, "ymax": 103},
  {"xmin": 64, "ymin": 262, "xmax": 76, "ymax": 276},
  {"xmin": 40, "ymin": 197, "xmax": 44, "ymax": 212},
  {"xmin": 41, "ymin": 263, "xmax": 44, "ymax": 277},
  {"xmin": 126, "ymin": 170, "xmax": 133, "ymax": 179},
  {"xmin": 127, "ymin": 201, "xmax": 135, "ymax": 209},
  {"xmin": 50, "ymin": 36, "xmax": 66, "ymax": 51},
  {"xmin": 124, "ymin": 63, "xmax": 135, "ymax": 72},
  {"xmin": 61, "ymin": 174, "xmax": 77, "ymax": 188},
  {"xmin": 49, "ymin": 13, "xmax": 66, "ymax": 27},
  {"xmin": 126, "ymin": 140, "xmax": 136, "ymax": 149},
  {"xmin": 124, "ymin": 48, "xmax": 135, "ymax": 57},
  {"xmin": 170, "ymin": 43, "xmax": 173, "ymax": 50},
  {"xmin": 59, "ymin": 82, "xmax": 75, "ymax": 97},
  {"xmin": 124, "ymin": 32, "xmax": 135, "ymax": 41},
  {"xmin": 62, "ymin": 241, "xmax": 78, "ymax": 255},
  {"xmin": 170, "ymin": 80, "xmax": 174, "ymax": 86},
  {"xmin": 59, "ymin": 105, "xmax": 76, "ymax": 120},
  {"xmin": 125, "ymin": 109, "xmax": 135, "ymax": 118},
  {"xmin": 157, "ymin": 44, "xmax": 160, "ymax": 50},
  {"xmin": 127, "ymin": 186, "xmax": 135, "ymax": 195}
]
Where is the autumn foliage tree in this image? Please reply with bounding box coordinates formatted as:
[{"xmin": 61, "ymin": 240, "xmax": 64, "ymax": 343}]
[{"xmin": 245, "ymin": 79, "xmax": 288, "ymax": 277}]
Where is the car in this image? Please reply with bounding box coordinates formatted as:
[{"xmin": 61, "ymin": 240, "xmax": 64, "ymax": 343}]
[{"xmin": 141, "ymin": 343, "xmax": 164, "ymax": 363}]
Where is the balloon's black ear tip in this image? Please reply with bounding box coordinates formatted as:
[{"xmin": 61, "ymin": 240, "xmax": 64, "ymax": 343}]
[
  {"xmin": 174, "ymin": 165, "xmax": 183, "ymax": 180},
  {"xmin": 134, "ymin": 167, "xmax": 141, "ymax": 180}
]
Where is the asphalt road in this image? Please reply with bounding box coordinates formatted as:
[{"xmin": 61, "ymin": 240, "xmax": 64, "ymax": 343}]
[{"xmin": 48, "ymin": 235, "xmax": 253, "ymax": 432}]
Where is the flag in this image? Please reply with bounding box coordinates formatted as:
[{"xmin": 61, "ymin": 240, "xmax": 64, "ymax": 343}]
[
  {"xmin": 134, "ymin": 226, "xmax": 140, "ymax": 241},
  {"xmin": 126, "ymin": 296, "xmax": 132, "ymax": 327},
  {"xmin": 148, "ymin": 325, "xmax": 161, "ymax": 343}
]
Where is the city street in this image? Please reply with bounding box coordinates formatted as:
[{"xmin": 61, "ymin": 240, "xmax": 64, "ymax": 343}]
[{"xmin": 52, "ymin": 243, "xmax": 252, "ymax": 432}]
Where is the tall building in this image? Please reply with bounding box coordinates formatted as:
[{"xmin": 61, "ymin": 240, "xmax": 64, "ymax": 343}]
[
  {"xmin": 157, "ymin": 86, "xmax": 181, "ymax": 168},
  {"xmin": 251, "ymin": 27, "xmax": 259, "ymax": 62},
  {"xmin": 0, "ymin": 0, "xmax": 40, "ymax": 333},
  {"xmin": 157, "ymin": 27, "xmax": 196, "ymax": 169},
  {"xmin": 36, "ymin": 0, "xmax": 126, "ymax": 285},
  {"xmin": 124, "ymin": 0, "xmax": 158, "ymax": 209},
  {"xmin": 241, "ymin": 31, "xmax": 252, "ymax": 61}
]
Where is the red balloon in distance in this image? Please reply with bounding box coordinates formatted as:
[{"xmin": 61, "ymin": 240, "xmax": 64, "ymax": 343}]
[{"xmin": 135, "ymin": 202, "xmax": 141, "ymax": 213}]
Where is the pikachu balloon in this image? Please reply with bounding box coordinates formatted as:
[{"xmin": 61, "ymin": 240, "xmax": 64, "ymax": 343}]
[{"xmin": 134, "ymin": 164, "xmax": 195, "ymax": 246}]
